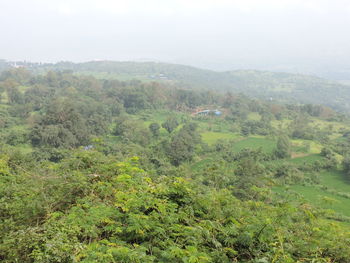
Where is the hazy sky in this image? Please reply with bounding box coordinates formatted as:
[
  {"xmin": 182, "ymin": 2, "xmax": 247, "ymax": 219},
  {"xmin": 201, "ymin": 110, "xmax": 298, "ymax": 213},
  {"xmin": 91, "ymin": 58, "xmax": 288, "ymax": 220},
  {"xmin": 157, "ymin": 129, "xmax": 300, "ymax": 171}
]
[{"xmin": 1, "ymin": 0, "xmax": 350, "ymax": 72}]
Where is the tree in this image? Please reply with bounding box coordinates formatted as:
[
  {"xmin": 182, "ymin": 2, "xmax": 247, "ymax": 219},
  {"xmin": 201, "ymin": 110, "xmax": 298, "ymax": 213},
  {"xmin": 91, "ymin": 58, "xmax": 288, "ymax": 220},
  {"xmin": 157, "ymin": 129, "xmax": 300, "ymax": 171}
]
[
  {"xmin": 87, "ymin": 114, "xmax": 109, "ymax": 136},
  {"xmin": 114, "ymin": 117, "xmax": 151, "ymax": 146},
  {"xmin": 166, "ymin": 123, "xmax": 201, "ymax": 166},
  {"xmin": 161, "ymin": 116, "xmax": 179, "ymax": 134},
  {"xmin": 233, "ymin": 157, "xmax": 267, "ymax": 200},
  {"xmin": 320, "ymin": 147, "xmax": 338, "ymax": 169},
  {"xmin": 321, "ymin": 147, "xmax": 333, "ymax": 158},
  {"xmin": 290, "ymin": 115, "xmax": 314, "ymax": 140},
  {"xmin": 274, "ymin": 135, "xmax": 291, "ymax": 159},
  {"xmin": 0, "ymin": 68, "xmax": 31, "ymax": 83},
  {"xmin": 24, "ymin": 85, "xmax": 54, "ymax": 111},
  {"xmin": 6, "ymin": 86, "xmax": 24, "ymax": 104},
  {"xmin": 120, "ymin": 88, "xmax": 151, "ymax": 113},
  {"xmin": 149, "ymin": 122, "xmax": 160, "ymax": 137},
  {"xmin": 30, "ymin": 99, "xmax": 89, "ymax": 148}
]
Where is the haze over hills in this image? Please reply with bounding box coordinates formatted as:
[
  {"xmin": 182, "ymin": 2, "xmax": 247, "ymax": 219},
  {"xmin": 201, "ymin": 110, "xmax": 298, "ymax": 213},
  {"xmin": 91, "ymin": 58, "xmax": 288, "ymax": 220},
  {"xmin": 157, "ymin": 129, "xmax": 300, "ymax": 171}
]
[{"xmin": 3, "ymin": 59, "xmax": 350, "ymax": 113}]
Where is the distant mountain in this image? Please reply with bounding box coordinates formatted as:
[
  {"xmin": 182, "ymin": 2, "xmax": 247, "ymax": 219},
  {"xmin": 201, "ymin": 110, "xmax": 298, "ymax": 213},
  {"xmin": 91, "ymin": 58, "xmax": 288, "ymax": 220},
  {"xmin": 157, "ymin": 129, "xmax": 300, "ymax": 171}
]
[{"xmin": 3, "ymin": 60, "xmax": 350, "ymax": 112}]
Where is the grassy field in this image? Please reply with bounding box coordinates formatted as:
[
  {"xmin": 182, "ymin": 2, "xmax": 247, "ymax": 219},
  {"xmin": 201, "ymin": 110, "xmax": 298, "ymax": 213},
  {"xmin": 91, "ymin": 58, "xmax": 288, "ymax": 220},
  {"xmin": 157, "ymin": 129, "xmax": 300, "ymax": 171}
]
[
  {"xmin": 197, "ymin": 127, "xmax": 350, "ymax": 221},
  {"xmin": 310, "ymin": 118, "xmax": 349, "ymax": 132},
  {"xmin": 275, "ymin": 165, "xmax": 350, "ymax": 222},
  {"xmin": 289, "ymin": 154, "xmax": 323, "ymax": 164},
  {"xmin": 277, "ymin": 184, "xmax": 350, "ymax": 218},
  {"xmin": 231, "ymin": 137, "xmax": 276, "ymax": 153},
  {"xmin": 290, "ymin": 139, "xmax": 322, "ymax": 154},
  {"xmin": 199, "ymin": 132, "xmax": 277, "ymax": 153},
  {"xmin": 199, "ymin": 132, "xmax": 350, "ymax": 221},
  {"xmin": 319, "ymin": 170, "xmax": 350, "ymax": 193},
  {"xmin": 201, "ymin": 132, "xmax": 240, "ymax": 145}
]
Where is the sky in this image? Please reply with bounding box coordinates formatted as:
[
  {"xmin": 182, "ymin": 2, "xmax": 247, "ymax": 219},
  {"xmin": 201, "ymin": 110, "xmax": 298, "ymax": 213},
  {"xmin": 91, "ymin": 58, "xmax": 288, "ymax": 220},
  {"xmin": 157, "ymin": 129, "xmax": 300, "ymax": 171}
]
[{"xmin": 1, "ymin": 0, "xmax": 350, "ymax": 75}]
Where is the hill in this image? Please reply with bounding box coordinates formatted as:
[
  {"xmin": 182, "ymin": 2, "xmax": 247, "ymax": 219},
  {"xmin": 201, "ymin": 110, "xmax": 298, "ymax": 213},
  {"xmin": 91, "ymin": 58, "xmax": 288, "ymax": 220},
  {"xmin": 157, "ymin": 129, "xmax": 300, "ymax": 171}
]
[{"xmin": 29, "ymin": 60, "xmax": 350, "ymax": 113}]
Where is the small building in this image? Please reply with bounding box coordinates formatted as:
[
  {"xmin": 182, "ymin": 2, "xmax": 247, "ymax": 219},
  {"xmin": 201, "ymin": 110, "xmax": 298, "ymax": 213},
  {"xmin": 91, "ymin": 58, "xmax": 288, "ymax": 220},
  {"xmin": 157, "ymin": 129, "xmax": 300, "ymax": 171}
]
[
  {"xmin": 214, "ymin": 110, "xmax": 222, "ymax": 116},
  {"xmin": 194, "ymin": 109, "xmax": 222, "ymax": 117},
  {"xmin": 196, "ymin": 110, "xmax": 211, "ymax": 116}
]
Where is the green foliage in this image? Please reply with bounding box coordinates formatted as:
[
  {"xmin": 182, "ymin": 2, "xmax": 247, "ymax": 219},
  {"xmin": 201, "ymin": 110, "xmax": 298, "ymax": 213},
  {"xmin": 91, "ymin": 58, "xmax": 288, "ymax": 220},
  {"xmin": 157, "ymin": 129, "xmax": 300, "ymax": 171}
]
[
  {"xmin": 149, "ymin": 122, "xmax": 160, "ymax": 137},
  {"xmin": 162, "ymin": 116, "xmax": 179, "ymax": 134},
  {"xmin": 231, "ymin": 137, "xmax": 277, "ymax": 154},
  {"xmin": 0, "ymin": 156, "xmax": 349, "ymax": 262},
  {"xmin": 289, "ymin": 115, "xmax": 315, "ymax": 140},
  {"xmin": 166, "ymin": 123, "xmax": 201, "ymax": 166},
  {"xmin": 241, "ymin": 120, "xmax": 271, "ymax": 136},
  {"xmin": 6, "ymin": 86, "xmax": 24, "ymax": 104},
  {"xmin": 30, "ymin": 99, "xmax": 89, "ymax": 148},
  {"xmin": 114, "ymin": 116, "xmax": 151, "ymax": 146},
  {"xmin": 38, "ymin": 61, "xmax": 350, "ymax": 113},
  {"xmin": 121, "ymin": 88, "xmax": 152, "ymax": 113},
  {"xmin": 233, "ymin": 157, "xmax": 267, "ymax": 199},
  {"xmin": 87, "ymin": 113, "xmax": 109, "ymax": 136},
  {"xmin": 272, "ymin": 163, "xmax": 304, "ymax": 184},
  {"xmin": 0, "ymin": 66, "xmax": 349, "ymax": 263},
  {"xmin": 274, "ymin": 135, "xmax": 291, "ymax": 159}
]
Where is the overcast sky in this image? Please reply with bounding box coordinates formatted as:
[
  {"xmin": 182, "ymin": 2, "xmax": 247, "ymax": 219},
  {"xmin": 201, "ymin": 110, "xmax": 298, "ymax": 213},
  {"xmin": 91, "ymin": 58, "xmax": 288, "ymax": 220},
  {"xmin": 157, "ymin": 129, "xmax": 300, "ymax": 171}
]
[{"xmin": 1, "ymin": 0, "xmax": 350, "ymax": 73}]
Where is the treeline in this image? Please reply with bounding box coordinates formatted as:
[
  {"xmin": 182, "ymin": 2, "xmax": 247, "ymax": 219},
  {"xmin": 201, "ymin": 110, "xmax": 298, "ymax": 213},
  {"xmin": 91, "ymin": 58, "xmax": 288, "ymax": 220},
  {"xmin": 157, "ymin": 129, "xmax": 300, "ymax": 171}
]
[{"xmin": 19, "ymin": 60, "xmax": 350, "ymax": 112}]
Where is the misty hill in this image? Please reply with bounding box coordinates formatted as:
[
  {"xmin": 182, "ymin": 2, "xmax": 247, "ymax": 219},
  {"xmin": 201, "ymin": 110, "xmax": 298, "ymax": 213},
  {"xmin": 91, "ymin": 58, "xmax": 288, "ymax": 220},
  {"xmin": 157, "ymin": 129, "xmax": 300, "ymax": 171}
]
[
  {"xmin": 38, "ymin": 61, "xmax": 350, "ymax": 112},
  {"xmin": 6, "ymin": 60, "xmax": 350, "ymax": 112}
]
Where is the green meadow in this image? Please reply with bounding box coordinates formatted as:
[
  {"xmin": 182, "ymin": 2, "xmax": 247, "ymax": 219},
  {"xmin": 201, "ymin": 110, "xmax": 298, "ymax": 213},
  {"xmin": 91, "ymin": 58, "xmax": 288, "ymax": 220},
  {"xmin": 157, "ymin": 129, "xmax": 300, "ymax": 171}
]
[
  {"xmin": 277, "ymin": 184, "xmax": 350, "ymax": 218},
  {"xmin": 201, "ymin": 132, "xmax": 240, "ymax": 145},
  {"xmin": 275, "ymin": 164, "xmax": 350, "ymax": 221},
  {"xmin": 231, "ymin": 137, "xmax": 276, "ymax": 153}
]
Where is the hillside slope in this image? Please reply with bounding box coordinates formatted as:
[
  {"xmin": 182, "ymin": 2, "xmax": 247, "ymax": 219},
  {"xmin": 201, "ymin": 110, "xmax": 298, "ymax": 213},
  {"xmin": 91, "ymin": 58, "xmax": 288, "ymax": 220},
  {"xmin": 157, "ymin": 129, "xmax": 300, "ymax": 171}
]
[
  {"xmin": 2, "ymin": 60, "xmax": 350, "ymax": 112},
  {"xmin": 34, "ymin": 61, "xmax": 350, "ymax": 112}
]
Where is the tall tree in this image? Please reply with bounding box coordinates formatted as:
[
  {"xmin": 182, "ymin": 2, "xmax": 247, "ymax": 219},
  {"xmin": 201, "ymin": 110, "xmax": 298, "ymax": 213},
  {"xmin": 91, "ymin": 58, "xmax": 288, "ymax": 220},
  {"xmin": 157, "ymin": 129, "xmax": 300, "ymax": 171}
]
[
  {"xmin": 6, "ymin": 87, "xmax": 23, "ymax": 104},
  {"xmin": 274, "ymin": 135, "xmax": 291, "ymax": 159},
  {"xmin": 149, "ymin": 122, "xmax": 160, "ymax": 137},
  {"xmin": 161, "ymin": 116, "xmax": 179, "ymax": 134},
  {"xmin": 167, "ymin": 123, "xmax": 201, "ymax": 166},
  {"xmin": 30, "ymin": 99, "xmax": 89, "ymax": 148}
]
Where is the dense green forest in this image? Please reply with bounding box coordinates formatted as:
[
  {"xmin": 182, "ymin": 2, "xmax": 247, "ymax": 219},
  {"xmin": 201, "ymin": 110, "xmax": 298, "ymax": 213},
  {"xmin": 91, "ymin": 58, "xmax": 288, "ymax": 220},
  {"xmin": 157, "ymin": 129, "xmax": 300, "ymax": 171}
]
[{"xmin": 1, "ymin": 67, "xmax": 350, "ymax": 262}]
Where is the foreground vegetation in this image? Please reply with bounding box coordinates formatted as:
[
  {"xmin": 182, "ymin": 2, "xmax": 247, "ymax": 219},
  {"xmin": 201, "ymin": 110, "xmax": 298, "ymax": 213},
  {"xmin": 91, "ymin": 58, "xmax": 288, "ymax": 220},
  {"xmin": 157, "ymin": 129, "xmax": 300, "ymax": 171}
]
[{"xmin": 1, "ymin": 67, "xmax": 350, "ymax": 262}]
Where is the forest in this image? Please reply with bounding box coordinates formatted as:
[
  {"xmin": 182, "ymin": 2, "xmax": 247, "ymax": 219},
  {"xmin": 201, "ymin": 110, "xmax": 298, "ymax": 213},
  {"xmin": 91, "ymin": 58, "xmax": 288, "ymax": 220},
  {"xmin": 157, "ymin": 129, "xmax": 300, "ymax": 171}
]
[
  {"xmin": 1, "ymin": 66, "xmax": 350, "ymax": 262},
  {"xmin": 27, "ymin": 60, "xmax": 350, "ymax": 113}
]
